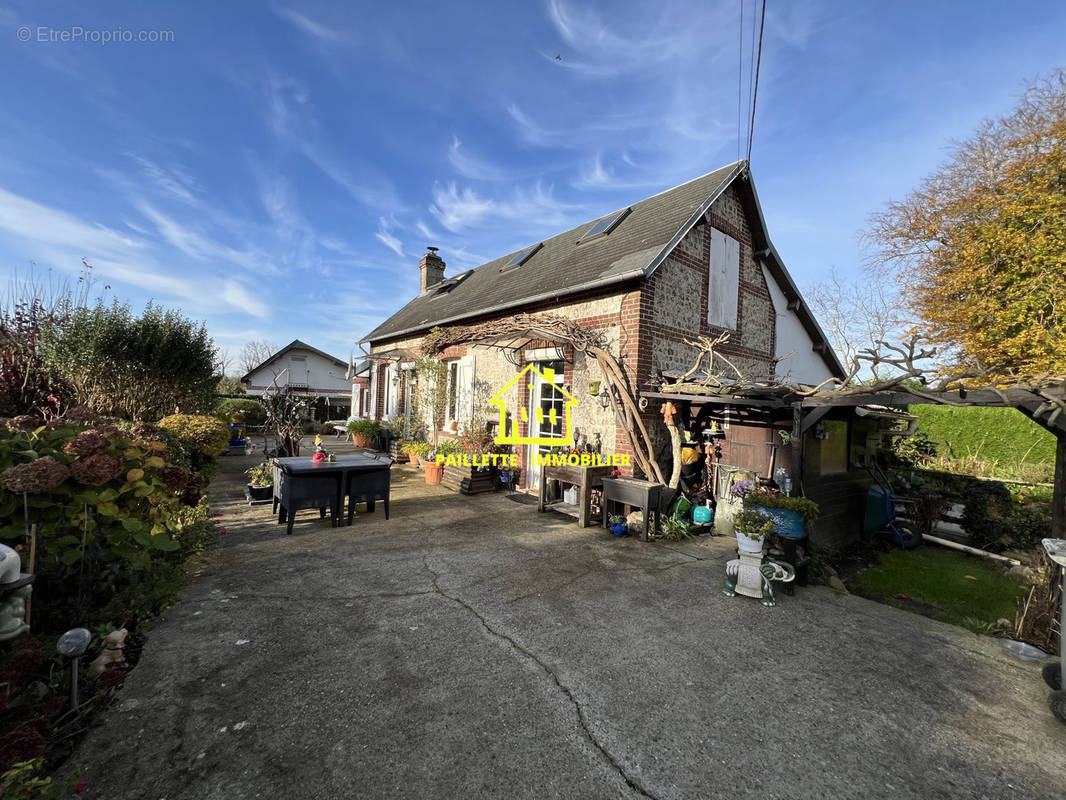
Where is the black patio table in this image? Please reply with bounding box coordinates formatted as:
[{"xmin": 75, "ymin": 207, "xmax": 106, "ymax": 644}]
[{"xmin": 274, "ymin": 453, "xmax": 393, "ymax": 528}]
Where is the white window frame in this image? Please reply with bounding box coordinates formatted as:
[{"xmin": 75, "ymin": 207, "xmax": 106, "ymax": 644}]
[{"xmin": 444, "ymin": 360, "xmax": 460, "ymax": 426}]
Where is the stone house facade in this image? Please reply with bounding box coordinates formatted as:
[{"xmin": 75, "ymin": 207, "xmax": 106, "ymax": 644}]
[{"xmin": 361, "ymin": 161, "xmax": 843, "ymax": 492}]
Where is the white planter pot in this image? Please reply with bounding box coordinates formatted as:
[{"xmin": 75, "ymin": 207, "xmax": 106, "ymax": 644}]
[{"xmin": 735, "ymin": 529, "xmax": 765, "ymax": 554}]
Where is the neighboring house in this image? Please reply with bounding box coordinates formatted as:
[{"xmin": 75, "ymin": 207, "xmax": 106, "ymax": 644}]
[
  {"xmin": 361, "ymin": 160, "xmax": 873, "ymax": 542},
  {"xmin": 241, "ymin": 340, "xmax": 353, "ymax": 418}
]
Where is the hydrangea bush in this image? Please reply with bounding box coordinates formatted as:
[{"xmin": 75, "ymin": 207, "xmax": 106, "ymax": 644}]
[{"xmin": 0, "ymin": 410, "xmax": 217, "ymax": 631}]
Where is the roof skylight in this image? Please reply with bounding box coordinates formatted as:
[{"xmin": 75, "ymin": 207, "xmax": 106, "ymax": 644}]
[
  {"xmin": 581, "ymin": 207, "xmax": 630, "ymax": 241},
  {"xmin": 431, "ymin": 270, "xmax": 472, "ymax": 295},
  {"xmin": 503, "ymin": 242, "xmax": 542, "ymax": 268}
]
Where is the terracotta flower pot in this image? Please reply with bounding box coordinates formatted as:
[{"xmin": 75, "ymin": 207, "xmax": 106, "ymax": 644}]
[
  {"xmin": 351, "ymin": 433, "xmax": 373, "ymax": 448},
  {"xmin": 424, "ymin": 462, "xmax": 443, "ymax": 485},
  {"xmin": 408, "ymin": 452, "xmax": 419, "ymax": 465}
]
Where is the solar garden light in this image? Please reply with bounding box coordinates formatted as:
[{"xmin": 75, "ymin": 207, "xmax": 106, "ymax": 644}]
[{"xmin": 57, "ymin": 627, "xmax": 92, "ymax": 709}]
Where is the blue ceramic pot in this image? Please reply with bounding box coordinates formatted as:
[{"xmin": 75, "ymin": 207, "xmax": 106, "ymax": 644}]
[
  {"xmin": 764, "ymin": 508, "xmax": 806, "ymax": 539},
  {"xmin": 610, "ymin": 522, "xmax": 627, "ymax": 537}
]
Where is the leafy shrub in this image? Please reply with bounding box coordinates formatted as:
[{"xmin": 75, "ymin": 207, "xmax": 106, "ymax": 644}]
[
  {"xmin": 215, "ymin": 398, "xmax": 266, "ymax": 426},
  {"xmin": 38, "ymin": 301, "xmax": 220, "ymax": 421},
  {"xmin": 888, "ymin": 430, "xmax": 938, "ymax": 469},
  {"xmin": 961, "ymin": 481, "xmax": 1014, "ymax": 550},
  {"xmin": 433, "ymin": 438, "xmax": 461, "ymax": 457},
  {"xmin": 347, "ymin": 419, "xmax": 380, "ymax": 438},
  {"xmin": 1002, "ymin": 502, "xmax": 1053, "ymax": 551},
  {"xmin": 158, "ymin": 415, "xmax": 229, "ymax": 457},
  {"xmin": 0, "ymin": 298, "xmax": 72, "ymax": 418}
]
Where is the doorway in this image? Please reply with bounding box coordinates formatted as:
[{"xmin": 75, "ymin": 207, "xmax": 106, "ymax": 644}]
[{"xmin": 525, "ymin": 360, "xmax": 566, "ymax": 493}]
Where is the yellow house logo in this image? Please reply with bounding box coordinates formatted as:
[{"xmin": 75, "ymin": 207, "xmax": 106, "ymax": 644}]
[{"xmin": 490, "ymin": 364, "xmax": 577, "ymax": 447}]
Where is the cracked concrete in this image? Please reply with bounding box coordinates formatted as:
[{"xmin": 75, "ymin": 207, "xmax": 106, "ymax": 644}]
[{"xmin": 71, "ymin": 439, "xmax": 1066, "ymax": 799}]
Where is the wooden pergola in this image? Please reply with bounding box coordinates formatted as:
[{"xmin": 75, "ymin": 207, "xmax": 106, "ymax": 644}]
[{"xmin": 645, "ymin": 384, "xmax": 1066, "ymax": 538}]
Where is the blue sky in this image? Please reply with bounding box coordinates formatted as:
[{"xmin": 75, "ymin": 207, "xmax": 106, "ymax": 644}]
[{"xmin": 0, "ymin": 1, "xmax": 1063, "ymax": 371}]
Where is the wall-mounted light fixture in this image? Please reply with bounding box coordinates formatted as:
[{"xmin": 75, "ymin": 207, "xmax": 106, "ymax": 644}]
[{"xmin": 599, "ymin": 386, "xmax": 611, "ymax": 409}]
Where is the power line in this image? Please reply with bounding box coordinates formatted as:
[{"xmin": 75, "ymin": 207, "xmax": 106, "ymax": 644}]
[
  {"xmin": 737, "ymin": 0, "xmax": 744, "ymax": 161},
  {"xmin": 746, "ymin": 0, "xmax": 766, "ymax": 164}
]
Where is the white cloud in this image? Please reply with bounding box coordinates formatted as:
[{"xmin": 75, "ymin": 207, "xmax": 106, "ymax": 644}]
[
  {"xmin": 543, "ymin": 0, "xmax": 678, "ymax": 77},
  {"xmin": 222, "ymin": 280, "xmax": 270, "ymax": 318},
  {"xmin": 0, "ymin": 185, "xmax": 271, "ymax": 319},
  {"xmin": 374, "ymin": 216, "xmax": 404, "ymax": 256},
  {"xmin": 135, "ymin": 202, "xmax": 268, "ymax": 274},
  {"xmin": 429, "ymin": 180, "xmax": 582, "ymax": 234},
  {"xmin": 448, "ymin": 136, "xmax": 507, "ymax": 181},
  {"xmin": 271, "ymin": 6, "xmax": 354, "ymax": 46},
  {"xmin": 126, "ymin": 154, "xmax": 202, "ymax": 205}
]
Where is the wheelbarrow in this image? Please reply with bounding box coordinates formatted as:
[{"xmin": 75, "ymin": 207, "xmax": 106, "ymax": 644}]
[
  {"xmin": 1040, "ymin": 538, "xmax": 1066, "ymax": 724},
  {"xmin": 863, "ymin": 461, "xmax": 921, "ymax": 549}
]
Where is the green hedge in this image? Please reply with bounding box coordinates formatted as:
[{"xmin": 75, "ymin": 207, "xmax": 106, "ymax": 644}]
[{"xmin": 910, "ymin": 405, "xmax": 1055, "ymax": 472}]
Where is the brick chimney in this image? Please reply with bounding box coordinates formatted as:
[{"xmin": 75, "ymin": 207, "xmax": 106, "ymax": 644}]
[{"xmin": 419, "ymin": 247, "xmax": 445, "ymax": 293}]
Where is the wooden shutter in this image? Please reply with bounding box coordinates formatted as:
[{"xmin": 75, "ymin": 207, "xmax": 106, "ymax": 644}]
[{"xmin": 708, "ymin": 227, "xmax": 740, "ymax": 329}]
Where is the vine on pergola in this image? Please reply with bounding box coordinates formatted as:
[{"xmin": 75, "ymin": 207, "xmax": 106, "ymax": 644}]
[
  {"xmin": 659, "ymin": 331, "xmax": 1066, "ymax": 431},
  {"xmin": 421, "ymin": 314, "xmax": 667, "ymax": 484}
]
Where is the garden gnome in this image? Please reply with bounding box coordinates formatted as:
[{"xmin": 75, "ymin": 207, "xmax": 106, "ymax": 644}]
[{"xmin": 88, "ymin": 628, "xmax": 128, "ymax": 678}]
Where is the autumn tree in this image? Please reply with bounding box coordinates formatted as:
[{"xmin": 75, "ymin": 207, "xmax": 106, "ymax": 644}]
[{"xmin": 867, "ymin": 70, "xmax": 1066, "ymax": 378}]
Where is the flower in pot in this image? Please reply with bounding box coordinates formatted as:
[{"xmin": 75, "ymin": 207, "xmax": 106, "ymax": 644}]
[
  {"xmin": 424, "ymin": 439, "xmax": 458, "ymax": 484},
  {"xmin": 245, "ymin": 461, "xmax": 274, "ymax": 502},
  {"xmin": 732, "ymin": 508, "xmax": 774, "ymax": 553},
  {"xmin": 608, "ymin": 514, "xmax": 628, "ymax": 537},
  {"xmin": 400, "ymin": 440, "xmax": 421, "ymax": 465},
  {"xmin": 347, "ymin": 419, "xmax": 380, "ymax": 449},
  {"xmin": 743, "ymin": 489, "xmax": 819, "ymax": 539}
]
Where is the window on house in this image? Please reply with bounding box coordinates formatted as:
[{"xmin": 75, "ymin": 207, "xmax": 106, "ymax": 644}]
[
  {"xmin": 580, "ymin": 208, "xmax": 630, "ymax": 241},
  {"xmin": 707, "ymin": 227, "xmax": 740, "ymax": 329},
  {"xmin": 502, "ymin": 244, "xmax": 542, "ymax": 269},
  {"xmin": 819, "ymin": 420, "xmax": 849, "ymax": 475},
  {"xmin": 445, "ymin": 360, "xmax": 459, "ymax": 423},
  {"xmin": 290, "ymin": 355, "xmax": 306, "ymax": 361}
]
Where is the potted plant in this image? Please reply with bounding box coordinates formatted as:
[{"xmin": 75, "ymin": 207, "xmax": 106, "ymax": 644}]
[
  {"xmin": 608, "ymin": 514, "xmax": 628, "ymax": 537},
  {"xmin": 347, "ymin": 419, "xmax": 380, "ymax": 448},
  {"xmin": 732, "ymin": 508, "xmax": 774, "ymax": 553},
  {"xmin": 743, "ymin": 489, "xmax": 820, "ymax": 539},
  {"xmin": 400, "ymin": 440, "xmax": 421, "ymax": 465},
  {"xmin": 245, "ymin": 461, "xmax": 273, "ymax": 502}
]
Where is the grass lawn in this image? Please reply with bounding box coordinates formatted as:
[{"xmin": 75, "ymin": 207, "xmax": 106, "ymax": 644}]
[{"xmin": 850, "ymin": 546, "xmax": 1029, "ymax": 633}]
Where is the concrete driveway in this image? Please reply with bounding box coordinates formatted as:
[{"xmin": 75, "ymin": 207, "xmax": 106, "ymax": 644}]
[{"xmin": 73, "ymin": 450, "xmax": 1066, "ymax": 799}]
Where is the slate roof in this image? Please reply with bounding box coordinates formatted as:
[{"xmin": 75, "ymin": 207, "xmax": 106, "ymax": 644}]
[{"xmin": 362, "ymin": 161, "xmax": 744, "ymax": 344}]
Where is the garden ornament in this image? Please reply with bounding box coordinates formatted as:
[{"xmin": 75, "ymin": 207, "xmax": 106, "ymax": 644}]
[
  {"xmin": 88, "ymin": 628, "xmax": 129, "ymax": 679},
  {"xmin": 57, "ymin": 627, "xmax": 92, "ymax": 708},
  {"xmin": 0, "ymin": 543, "xmax": 34, "ymax": 641},
  {"xmin": 722, "ymin": 553, "xmax": 795, "ymax": 607}
]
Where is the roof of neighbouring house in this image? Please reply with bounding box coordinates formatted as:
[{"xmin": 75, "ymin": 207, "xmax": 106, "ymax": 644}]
[
  {"xmin": 362, "ymin": 160, "xmax": 844, "ymax": 378},
  {"xmin": 240, "ymin": 339, "xmax": 349, "ymax": 383}
]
